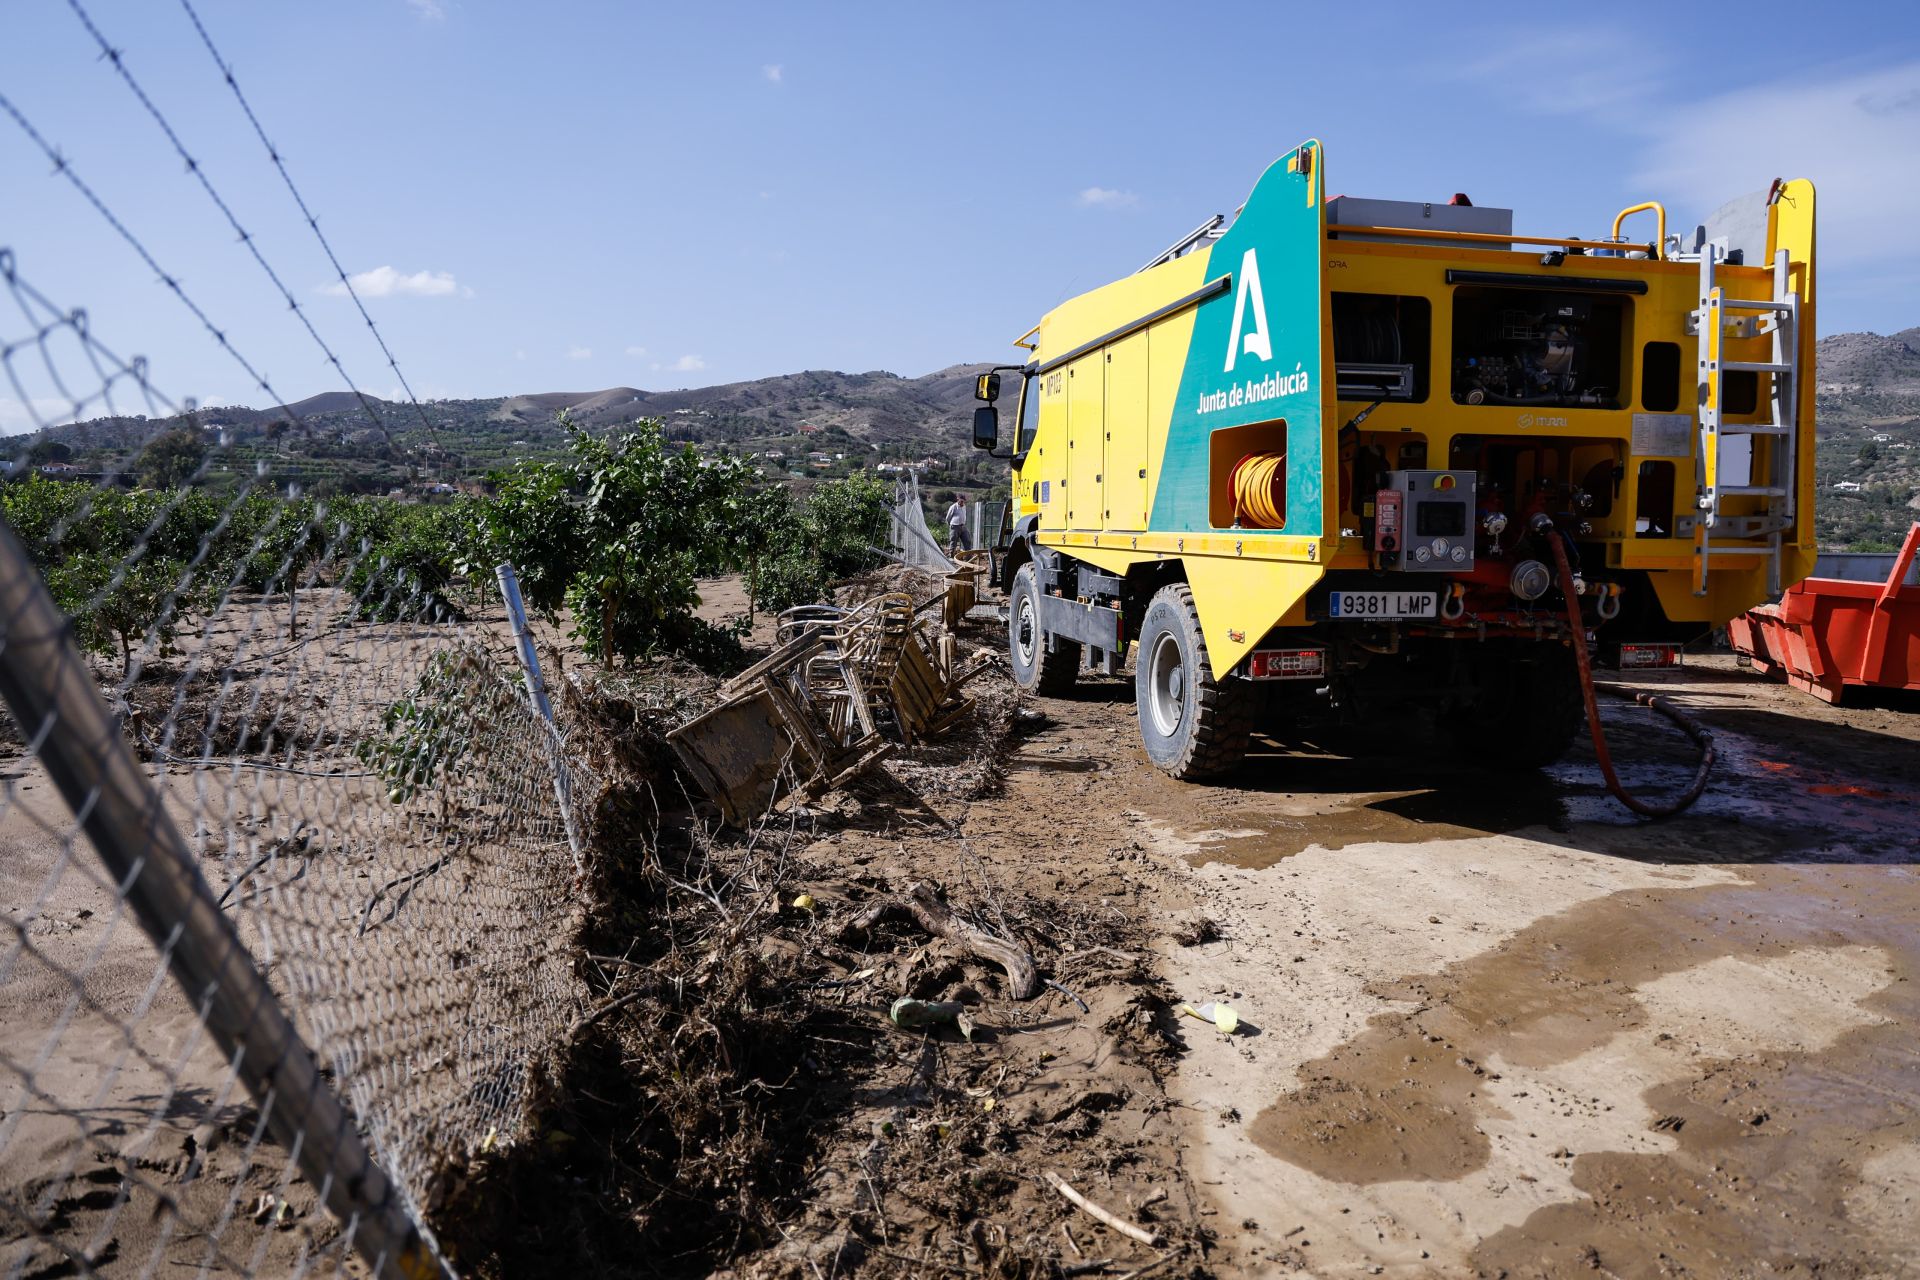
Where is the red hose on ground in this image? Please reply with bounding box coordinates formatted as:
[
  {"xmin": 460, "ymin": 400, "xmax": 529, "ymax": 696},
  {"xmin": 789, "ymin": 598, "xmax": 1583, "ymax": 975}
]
[{"xmin": 1546, "ymin": 531, "xmax": 1716, "ymax": 818}]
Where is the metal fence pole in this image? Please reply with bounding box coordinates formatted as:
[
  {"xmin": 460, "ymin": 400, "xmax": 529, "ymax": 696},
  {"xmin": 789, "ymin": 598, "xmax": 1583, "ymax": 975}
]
[
  {"xmin": 0, "ymin": 518, "xmax": 450, "ymax": 1280},
  {"xmin": 495, "ymin": 563, "xmax": 584, "ymax": 877}
]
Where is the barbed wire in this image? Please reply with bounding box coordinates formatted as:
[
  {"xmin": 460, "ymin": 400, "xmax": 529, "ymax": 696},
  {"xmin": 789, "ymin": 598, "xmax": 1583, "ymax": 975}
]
[
  {"xmin": 0, "ymin": 93, "xmax": 314, "ymax": 440},
  {"xmin": 175, "ymin": 0, "xmax": 442, "ymax": 440},
  {"xmin": 58, "ymin": 0, "xmax": 412, "ymax": 451},
  {"xmin": 0, "ymin": 92, "xmax": 388, "ymax": 482}
]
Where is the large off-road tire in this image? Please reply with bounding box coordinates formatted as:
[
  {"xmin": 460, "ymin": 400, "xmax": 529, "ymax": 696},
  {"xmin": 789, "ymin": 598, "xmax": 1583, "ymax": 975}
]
[
  {"xmin": 1008, "ymin": 562, "xmax": 1080, "ymax": 695},
  {"xmin": 1134, "ymin": 583, "xmax": 1251, "ymax": 779},
  {"xmin": 1452, "ymin": 643, "xmax": 1585, "ymax": 770}
]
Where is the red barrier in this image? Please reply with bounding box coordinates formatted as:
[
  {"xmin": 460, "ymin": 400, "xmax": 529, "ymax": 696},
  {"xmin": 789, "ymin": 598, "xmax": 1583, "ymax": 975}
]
[{"xmin": 1728, "ymin": 522, "xmax": 1920, "ymax": 703}]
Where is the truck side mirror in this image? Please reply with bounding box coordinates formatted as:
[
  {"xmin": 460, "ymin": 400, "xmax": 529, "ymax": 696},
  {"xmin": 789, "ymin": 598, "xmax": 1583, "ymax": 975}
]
[
  {"xmin": 971, "ymin": 405, "xmax": 999, "ymax": 451},
  {"xmin": 974, "ymin": 372, "xmax": 1001, "ymax": 402}
]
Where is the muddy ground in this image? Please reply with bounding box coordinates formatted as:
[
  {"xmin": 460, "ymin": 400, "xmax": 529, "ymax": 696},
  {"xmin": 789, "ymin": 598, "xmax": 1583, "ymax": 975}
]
[
  {"xmin": 983, "ymin": 649, "xmax": 1920, "ymax": 1279},
  {"xmin": 662, "ymin": 575, "xmax": 1920, "ymax": 1278},
  {"xmin": 6, "ymin": 570, "xmax": 1919, "ymax": 1279}
]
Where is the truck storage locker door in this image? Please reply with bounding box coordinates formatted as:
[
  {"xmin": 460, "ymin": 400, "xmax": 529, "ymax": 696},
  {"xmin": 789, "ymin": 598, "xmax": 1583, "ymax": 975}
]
[
  {"xmin": 1067, "ymin": 358, "xmax": 1104, "ymax": 530},
  {"xmin": 1104, "ymin": 332, "xmax": 1149, "ymax": 530}
]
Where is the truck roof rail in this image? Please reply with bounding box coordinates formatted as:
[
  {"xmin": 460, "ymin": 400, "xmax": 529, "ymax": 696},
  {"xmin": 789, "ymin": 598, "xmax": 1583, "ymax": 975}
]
[{"xmin": 1138, "ymin": 213, "xmax": 1228, "ymax": 274}]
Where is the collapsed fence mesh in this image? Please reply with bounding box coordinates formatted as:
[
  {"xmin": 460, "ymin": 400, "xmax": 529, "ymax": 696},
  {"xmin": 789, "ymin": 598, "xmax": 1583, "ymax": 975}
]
[
  {"xmin": 0, "ymin": 255, "xmax": 584, "ymax": 1276},
  {"xmin": 885, "ymin": 471, "xmax": 957, "ymax": 572}
]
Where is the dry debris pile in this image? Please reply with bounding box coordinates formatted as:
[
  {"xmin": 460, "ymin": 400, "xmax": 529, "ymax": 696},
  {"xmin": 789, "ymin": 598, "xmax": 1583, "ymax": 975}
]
[
  {"xmin": 669, "ymin": 588, "xmax": 994, "ymax": 826},
  {"xmin": 427, "ymin": 581, "xmax": 1206, "ymax": 1279}
]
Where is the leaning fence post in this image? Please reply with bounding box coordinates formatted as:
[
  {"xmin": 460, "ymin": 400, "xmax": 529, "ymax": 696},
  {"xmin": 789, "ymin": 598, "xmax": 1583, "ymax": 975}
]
[
  {"xmin": 0, "ymin": 517, "xmax": 452, "ymax": 1280},
  {"xmin": 495, "ymin": 563, "xmax": 585, "ymax": 878}
]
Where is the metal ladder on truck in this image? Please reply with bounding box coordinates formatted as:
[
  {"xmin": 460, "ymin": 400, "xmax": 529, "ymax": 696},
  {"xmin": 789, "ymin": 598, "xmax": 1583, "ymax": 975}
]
[{"xmin": 1692, "ymin": 246, "xmax": 1801, "ymax": 597}]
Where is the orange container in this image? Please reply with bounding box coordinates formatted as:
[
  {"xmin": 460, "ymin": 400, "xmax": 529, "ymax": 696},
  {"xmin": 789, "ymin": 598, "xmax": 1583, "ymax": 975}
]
[{"xmin": 1728, "ymin": 522, "xmax": 1920, "ymax": 703}]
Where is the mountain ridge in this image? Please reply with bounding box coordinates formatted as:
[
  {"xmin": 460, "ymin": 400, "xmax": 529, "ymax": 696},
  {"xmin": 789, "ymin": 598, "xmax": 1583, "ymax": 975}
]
[{"xmin": 12, "ymin": 332, "xmax": 1920, "ymax": 548}]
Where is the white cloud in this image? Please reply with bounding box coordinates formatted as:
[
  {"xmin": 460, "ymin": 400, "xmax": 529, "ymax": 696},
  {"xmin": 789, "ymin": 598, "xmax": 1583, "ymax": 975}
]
[
  {"xmin": 566, "ymin": 346, "xmax": 593, "ymax": 361},
  {"xmin": 322, "ymin": 266, "xmax": 467, "ymax": 299},
  {"xmin": 624, "ymin": 345, "xmax": 650, "ymax": 358},
  {"xmin": 407, "ymin": 0, "xmax": 446, "ymax": 19},
  {"xmin": 515, "ymin": 349, "xmax": 526, "ymax": 360},
  {"xmin": 1443, "ymin": 42, "xmax": 1920, "ymax": 280},
  {"xmin": 1632, "ymin": 60, "xmax": 1920, "ymax": 270},
  {"xmin": 651, "ymin": 355, "xmax": 706, "ymax": 373},
  {"xmin": 763, "ymin": 64, "xmax": 783, "ymax": 84},
  {"xmin": 1452, "ymin": 32, "xmax": 1675, "ymax": 120},
  {"xmin": 1078, "ymin": 186, "xmax": 1138, "ymax": 209}
]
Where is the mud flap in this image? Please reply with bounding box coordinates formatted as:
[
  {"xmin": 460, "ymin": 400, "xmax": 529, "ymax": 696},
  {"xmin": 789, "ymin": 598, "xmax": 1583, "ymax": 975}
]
[{"xmin": 1180, "ymin": 555, "xmax": 1323, "ymax": 676}]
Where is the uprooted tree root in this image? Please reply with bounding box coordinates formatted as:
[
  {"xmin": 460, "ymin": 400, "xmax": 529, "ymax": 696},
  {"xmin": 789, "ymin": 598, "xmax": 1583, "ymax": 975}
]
[
  {"xmin": 426, "ymin": 656, "xmax": 1209, "ymax": 1279},
  {"xmin": 427, "ymin": 667, "xmax": 829, "ymax": 1275}
]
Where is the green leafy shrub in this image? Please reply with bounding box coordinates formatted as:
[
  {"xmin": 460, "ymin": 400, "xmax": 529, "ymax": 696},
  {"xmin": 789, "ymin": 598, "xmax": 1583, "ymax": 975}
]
[
  {"xmin": 338, "ymin": 500, "xmax": 477, "ymax": 622},
  {"xmin": 477, "ymin": 417, "xmax": 762, "ymax": 667},
  {"xmin": 1, "ymin": 476, "xmax": 216, "ymax": 674},
  {"xmin": 468, "ymin": 463, "xmax": 579, "ymax": 614},
  {"xmin": 353, "ymin": 648, "xmax": 524, "ymax": 805},
  {"xmin": 744, "ymin": 472, "xmax": 891, "ymax": 615}
]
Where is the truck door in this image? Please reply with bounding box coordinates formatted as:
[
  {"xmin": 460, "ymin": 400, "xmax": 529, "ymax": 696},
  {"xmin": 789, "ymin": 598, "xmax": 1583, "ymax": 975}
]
[
  {"xmin": 1104, "ymin": 332, "xmax": 1149, "ymax": 530},
  {"xmin": 1067, "ymin": 357, "xmax": 1104, "ymax": 530}
]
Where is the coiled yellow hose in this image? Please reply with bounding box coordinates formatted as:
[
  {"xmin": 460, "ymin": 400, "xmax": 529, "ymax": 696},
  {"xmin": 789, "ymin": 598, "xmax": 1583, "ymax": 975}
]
[{"xmin": 1230, "ymin": 452, "xmax": 1287, "ymax": 529}]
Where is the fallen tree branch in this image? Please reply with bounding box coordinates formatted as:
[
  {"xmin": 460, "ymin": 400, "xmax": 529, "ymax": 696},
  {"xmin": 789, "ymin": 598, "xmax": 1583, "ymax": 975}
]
[
  {"xmin": 568, "ymin": 981, "xmax": 661, "ymax": 1040},
  {"xmin": 837, "ymin": 880, "xmax": 1038, "ymax": 999},
  {"xmin": 1043, "ymin": 1172, "xmax": 1162, "ymax": 1248}
]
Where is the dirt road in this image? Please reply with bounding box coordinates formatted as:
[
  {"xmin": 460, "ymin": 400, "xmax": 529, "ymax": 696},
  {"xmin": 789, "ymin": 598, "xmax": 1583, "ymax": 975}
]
[{"xmin": 958, "ymin": 653, "xmax": 1920, "ymax": 1277}]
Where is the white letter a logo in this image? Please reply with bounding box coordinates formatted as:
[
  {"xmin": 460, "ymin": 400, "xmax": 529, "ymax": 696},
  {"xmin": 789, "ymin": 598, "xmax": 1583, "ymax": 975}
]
[{"xmin": 1224, "ymin": 247, "xmax": 1272, "ymax": 373}]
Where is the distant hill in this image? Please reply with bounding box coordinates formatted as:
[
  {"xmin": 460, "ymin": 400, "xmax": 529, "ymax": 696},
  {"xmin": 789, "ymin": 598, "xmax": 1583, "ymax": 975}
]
[
  {"xmin": 9, "ymin": 337, "xmax": 1920, "ymax": 549},
  {"xmin": 1812, "ymin": 328, "xmax": 1920, "ymax": 548},
  {"xmin": 9, "ymin": 363, "xmax": 997, "ymax": 456},
  {"xmin": 2, "ymin": 363, "xmax": 1006, "ymax": 503}
]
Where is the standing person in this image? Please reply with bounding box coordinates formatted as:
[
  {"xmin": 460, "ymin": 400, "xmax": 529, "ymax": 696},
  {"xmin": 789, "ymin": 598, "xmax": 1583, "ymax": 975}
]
[{"xmin": 946, "ymin": 494, "xmax": 970, "ymax": 555}]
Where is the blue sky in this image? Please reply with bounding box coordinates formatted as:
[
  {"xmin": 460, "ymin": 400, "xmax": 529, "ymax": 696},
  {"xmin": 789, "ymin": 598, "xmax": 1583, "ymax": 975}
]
[{"xmin": 3, "ymin": 0, "xmax": 1917, "ymax": 430}]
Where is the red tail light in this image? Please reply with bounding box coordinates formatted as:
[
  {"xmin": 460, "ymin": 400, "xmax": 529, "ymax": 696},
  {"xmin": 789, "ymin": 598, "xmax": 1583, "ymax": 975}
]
[
  {"xmin": 1249, "ymin": 648, "xmax": 1327, "ymax": 680},
  {"xmin": 1617, "ymin": 643, "xmax": 1681, "ymax": 669}
]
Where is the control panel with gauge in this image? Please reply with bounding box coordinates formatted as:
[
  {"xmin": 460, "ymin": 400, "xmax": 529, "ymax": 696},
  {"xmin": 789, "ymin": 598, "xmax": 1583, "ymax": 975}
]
[{"xmin": 1375, "ymin": 470, "xmax": 1475, "ymax": 573}]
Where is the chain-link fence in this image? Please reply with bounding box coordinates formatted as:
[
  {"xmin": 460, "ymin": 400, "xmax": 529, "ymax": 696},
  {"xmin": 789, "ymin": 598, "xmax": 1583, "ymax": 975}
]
[
  {"xmin": 887, "ymin": 471, "xmax": 957, "ymax": 571},
  {"xmin": 0, "ymin": 256, "xmax": 584, "ymax": 1276}
]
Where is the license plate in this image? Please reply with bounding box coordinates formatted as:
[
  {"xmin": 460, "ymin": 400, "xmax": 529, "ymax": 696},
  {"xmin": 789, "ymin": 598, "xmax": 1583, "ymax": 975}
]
[{"xmin": 1328, "ymin": 591, "xmax": 1436, "ymax": 619}]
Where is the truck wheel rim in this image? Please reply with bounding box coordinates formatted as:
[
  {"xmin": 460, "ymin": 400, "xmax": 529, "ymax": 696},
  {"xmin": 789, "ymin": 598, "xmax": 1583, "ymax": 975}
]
[
  {"xmin": 1148, "ymin": 632, "xmax": 1185, "ymax": 737},
  {"xmin": 1015, "ymin": 594, "xmax": 1037, "ymax": 667}
]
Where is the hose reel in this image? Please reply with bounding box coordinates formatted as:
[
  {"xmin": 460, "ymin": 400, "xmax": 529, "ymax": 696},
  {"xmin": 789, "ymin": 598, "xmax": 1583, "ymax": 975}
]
[{"xmin": 1230, "ymin": 452, "xmax": 1287, "ymax": 529}]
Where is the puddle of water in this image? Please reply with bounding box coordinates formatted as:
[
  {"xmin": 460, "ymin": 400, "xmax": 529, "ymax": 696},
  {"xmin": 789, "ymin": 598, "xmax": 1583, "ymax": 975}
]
[
  {"xmin": 1160, "ymin": 705, "xmax": 1915, "ymax": 870},
  {"xmin": 1246, "ymin": 871, "xmax": 1920, "ymax": 1273},
  {"xmin": 1185, "ymin": 781, "xmax": 1570, "ymax": 869}
]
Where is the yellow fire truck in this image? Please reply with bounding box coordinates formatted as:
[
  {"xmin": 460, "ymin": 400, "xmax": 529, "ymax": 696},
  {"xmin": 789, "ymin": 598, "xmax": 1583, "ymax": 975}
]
[{"xmin": 971, "ymin": 140, "xmax": 1815, "ymax": 778}]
